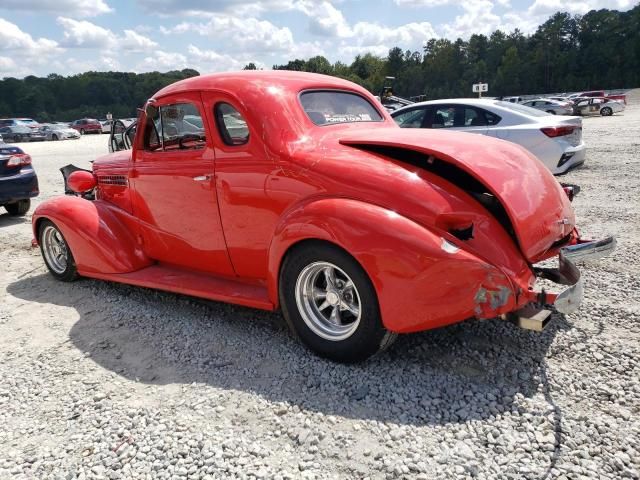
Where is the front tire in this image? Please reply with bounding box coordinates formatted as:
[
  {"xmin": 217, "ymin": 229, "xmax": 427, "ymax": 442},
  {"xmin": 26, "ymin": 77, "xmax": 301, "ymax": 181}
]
[
  {"xmin": 52, "ymin": 134, "xmax": 59, "ymax": 141},
  {"xmin": 80, "ymin": 129, "xmax": 85, "ymax": 135},
  {"xmin": 546, "ymin": 110, "xmax": 556, "ymax": 114},
  {"xmin": 39, "ymin": 219, "xmax": 78, "ymax": 282},
  {"xmin": 5, "ymin": 199, "xmax": 30, "ymax": 216},
  {"xmin": 280, "ymin": 242, "xmax": 396, "ymax": 363},
  {"xmin": 601, "ymin": 107, "xmax": 613, "ymax": 116}
]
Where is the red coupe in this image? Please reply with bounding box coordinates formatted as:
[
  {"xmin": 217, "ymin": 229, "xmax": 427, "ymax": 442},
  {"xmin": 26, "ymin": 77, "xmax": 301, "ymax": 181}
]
[{"xmin": 32, "ymin": 71, "xmax": 614, "ymax": 362}]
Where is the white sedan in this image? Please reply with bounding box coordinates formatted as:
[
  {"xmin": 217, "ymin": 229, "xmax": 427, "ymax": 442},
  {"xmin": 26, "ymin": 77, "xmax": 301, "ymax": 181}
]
[
  {"xmin": 573, "ymin": 97, "xmax": 625, "ymax": 116},
  {"xmin": 391, "ymin": 99, "xmax": 585, "ymax": 174}
]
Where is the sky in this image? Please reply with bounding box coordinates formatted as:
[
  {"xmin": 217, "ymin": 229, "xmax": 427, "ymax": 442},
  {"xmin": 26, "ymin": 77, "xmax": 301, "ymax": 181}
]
[{"xmin": 0, "ymin": 0, "xmax": 637, "ymax": 78}]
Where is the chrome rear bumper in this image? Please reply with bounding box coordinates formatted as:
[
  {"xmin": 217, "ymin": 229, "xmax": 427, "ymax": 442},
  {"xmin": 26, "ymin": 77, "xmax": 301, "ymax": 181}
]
[{"xmin": 509, "ymin": 236, "xmax": 616, "ymax": 328}]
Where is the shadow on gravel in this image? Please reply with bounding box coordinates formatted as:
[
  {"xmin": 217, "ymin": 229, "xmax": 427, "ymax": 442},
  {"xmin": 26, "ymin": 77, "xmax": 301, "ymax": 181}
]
[
  {"xmin": 9, "ymin": 273, "xmax": 570, "ymax": 431},
  {"xmin": 0, "ymin": 213, "xmax": 30, "ymax": 227}
]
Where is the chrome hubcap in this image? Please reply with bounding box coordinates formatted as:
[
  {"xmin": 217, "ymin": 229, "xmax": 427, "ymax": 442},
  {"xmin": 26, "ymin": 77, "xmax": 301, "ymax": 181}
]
[
  {"xmin": 42, "ymin": 225, "xmax": 68, "ymax": 274},
  {"xmin": 295, "ymin": 261, "xmax": 361, "ymax": 341}
]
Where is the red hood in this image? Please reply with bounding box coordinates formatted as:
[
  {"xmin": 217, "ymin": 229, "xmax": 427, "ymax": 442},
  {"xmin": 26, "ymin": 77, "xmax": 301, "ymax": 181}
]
[{"xmin": 338, "ymin": 127, "xmax": 575, "ymax": 262}]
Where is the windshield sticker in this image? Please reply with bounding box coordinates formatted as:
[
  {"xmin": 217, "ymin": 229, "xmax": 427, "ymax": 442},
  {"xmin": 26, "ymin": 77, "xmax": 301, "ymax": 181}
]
[{"xmin": 324, "ymin": 113, "xmax": 373, "ymax": 123}]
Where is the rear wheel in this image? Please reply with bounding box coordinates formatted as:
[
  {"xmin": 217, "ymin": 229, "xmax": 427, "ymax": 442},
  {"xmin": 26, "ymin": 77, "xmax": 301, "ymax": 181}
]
[
  {"xmin": 52, "ymin": 134, "xmax": 59, "ymax": 141},
  {"xmin": 80, "ymin": 129, "xmax": 85, "ymax": 135},
  {"xmin": 546, "ymin": 110, "xmax": 556, "ymax": 114},
  {"xmin": 601, "ymin": 107, "xmax": 613, "ymax": 116},
  {"xmin": 39, "ymin": 219, "xmax": 78, "ymax": 282},
  {"xmin": 280, "ymin": 242, "xmax": 396, "ymax": 363},
  {"xmin": 5, "ymin": 199, "xmax": 30, "ymax": 216}
]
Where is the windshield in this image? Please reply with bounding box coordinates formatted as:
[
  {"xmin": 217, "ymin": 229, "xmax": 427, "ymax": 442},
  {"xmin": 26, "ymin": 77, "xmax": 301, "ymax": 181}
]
[
  {"xmin": 300, "ymin": 90, "xmax": 383, "ymax": 125},
  {"xmin": 18, "ymin": 119, "xmax": 37, "ymax": 125},
  {"xmin": 495, "ymin": 101, "xmax": 551, "ymax": 117}
]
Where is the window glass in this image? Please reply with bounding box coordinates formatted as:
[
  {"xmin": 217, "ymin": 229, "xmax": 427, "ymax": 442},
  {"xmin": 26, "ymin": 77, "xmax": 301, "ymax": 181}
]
[
  {"xmin": 464, "ymin": 107, "xmax": 486, "ymax": 126},
  {"xmin": 483, "ymin": 110, "xmax": 501, "ymax": 125},
  {"xmin": 432, "ymin": 106, "xmax": 456, "ymax": 128},
  {"xmin": 143, "ymin": 102, "xmax": 206, "ymax": 152},
  {"xmin": 496, "ymin": 100, "xmax": 550, "ymax": 117},
  {"xmin": 393, "ymin": 108, "xmax": 427, "ymax": 128},
  {"xmin": 300, "ymin": 91, "xmax": 383, "ymax": 125},
  {"xmin": 214, "ymin": 103, "xmax": 249, "ymax": 146}
]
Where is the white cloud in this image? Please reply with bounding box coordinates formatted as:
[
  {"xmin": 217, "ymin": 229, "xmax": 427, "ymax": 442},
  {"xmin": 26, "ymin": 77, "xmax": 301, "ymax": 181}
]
[
  {"xmin": 57, "ymin": 17, "xmax": 157, "ymax": 52},
  {"xmin": 296, "ymin": 0, "xmax": 351, "ymax": 37},
  {"xmin": 0, "ymin": 18, "xmax": 61, "ymax": 56},
  {"xmin": 135, "ymin": 0, "xmax": 296, "ymax": 16},
  {"xmin": 137, "ymin": 51, "xmax": 189, "ymax": 72},
  {"xmin": 528, "ymin": 0, "xmax": 637, "ymax": 16},
  {"xmin": 161, "ymin": 15, "xmax": 295, "ymax": 52},
  {"xmin": 1, "ymin": 0, "xmax": 112, "ymax": 18}
]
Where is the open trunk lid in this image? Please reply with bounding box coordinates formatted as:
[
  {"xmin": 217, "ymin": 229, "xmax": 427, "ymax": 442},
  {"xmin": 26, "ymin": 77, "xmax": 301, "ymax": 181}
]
[{"xmin": 338, "ymin": 128, "xmax": 575, "ymax": 262}]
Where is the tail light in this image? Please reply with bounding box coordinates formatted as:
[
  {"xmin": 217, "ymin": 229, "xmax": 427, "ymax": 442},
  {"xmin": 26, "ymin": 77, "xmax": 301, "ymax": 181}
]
[
  {"xmin": 541, "ymin": 126, "xmax": 576, "ymax": 138},
  {"xmin": 5, "ymin": 153, "xmax": 32, "ymax": 168}
]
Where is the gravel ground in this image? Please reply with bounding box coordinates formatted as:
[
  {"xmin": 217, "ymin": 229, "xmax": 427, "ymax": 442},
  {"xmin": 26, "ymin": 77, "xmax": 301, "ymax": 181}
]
[{"xmin": 1, "ymin": 95, "xmax": 639, "ymax": 480}]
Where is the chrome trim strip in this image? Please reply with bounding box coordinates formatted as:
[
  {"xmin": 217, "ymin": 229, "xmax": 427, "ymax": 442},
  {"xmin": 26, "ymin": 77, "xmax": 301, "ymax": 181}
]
[{"xmin": 561, "ymin": 236, "xmax": 616, "ymax": 262}]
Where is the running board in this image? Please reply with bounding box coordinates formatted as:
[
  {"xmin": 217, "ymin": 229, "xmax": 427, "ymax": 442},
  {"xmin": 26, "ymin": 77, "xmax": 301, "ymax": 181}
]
[{"xmin": 80, "ymin": 265, "xmax": 274, "ymax": 311}]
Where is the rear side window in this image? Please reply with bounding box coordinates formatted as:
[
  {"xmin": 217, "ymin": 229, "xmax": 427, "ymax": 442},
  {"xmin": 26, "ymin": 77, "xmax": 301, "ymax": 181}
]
[
  {"xmin": 214, "ymin": 103, "xmax": 249, "ymax": 146},
  {"xmin": 300, "ymin": 90, "xmax": 383, "ymax": 125},
  {"xmin": 393, "ymin": 108, "xmax": 428, "ymax": 128}
]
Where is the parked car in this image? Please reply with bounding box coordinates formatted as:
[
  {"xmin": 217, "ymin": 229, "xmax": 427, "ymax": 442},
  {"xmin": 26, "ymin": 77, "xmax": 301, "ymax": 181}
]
[
  {"xmin": 572, "ymin": 97, "xmax": 625, "ymax": 116},
  {"xmin": 70, "ymin": 118, "xmax": 102, "ymax": 135},
  {"xmin": 502, "ymin": 96, "xmax": 524, "ymax": 103},
  {"xmin": 99, "ymin": 120, "xmax": 112, "ymax": 134},
  {"xmin": 1, "ymin": 144, "xmax": 39, "ymax": 216},
  {"xmin": 0, "ymin": 118, "xmax": 41, "ymax": 129},
  {"xmin": 568, "ymin": 90, "xmax": 627, "ymax": 105},
  {"xmin": 391, "ymin": 98, "xmax": 585, "ymax": 174},
  {"xmin": 32, "ymin": 71, "xmax": 614, "ymax": 363},
  {"xmin": 520, "ymin": 98, "xmax": 574, "ymax": 115},
  {"xmin": 40, "ymin": 124, "xmax": 81, "ymax": 141},
  {"xmin": 0, "ymin": 126, "xmax": 46, "ymax": 143}
]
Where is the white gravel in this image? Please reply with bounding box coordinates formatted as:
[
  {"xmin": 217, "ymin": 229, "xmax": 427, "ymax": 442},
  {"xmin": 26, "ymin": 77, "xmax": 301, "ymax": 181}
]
[{"xmin": 1, "ymin": 94, "xmax": 639, "ymax": 480}]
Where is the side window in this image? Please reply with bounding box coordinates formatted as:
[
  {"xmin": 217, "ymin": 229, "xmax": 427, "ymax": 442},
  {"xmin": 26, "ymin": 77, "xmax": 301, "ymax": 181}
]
[
  {"xmin": 144, "ymin": 102, "xmax": 206, "ymax": 152},
  {"xmin": 432, "ymin": 106, "xmax": 456, "ymax": 128},
  {"xmin": 463, "ymin": 107, "xmax": 486, "ymax": 126},
  {"xmin": 214, "ymin": 103, "xmax": 249, "ymax": 146},
  {"xmin": 483, "ymin": 109, "xmax": 501, "ymax": 125},
  {"xmin": 393, "ymin": 108, "xmax": 427, "ymax": 128}
]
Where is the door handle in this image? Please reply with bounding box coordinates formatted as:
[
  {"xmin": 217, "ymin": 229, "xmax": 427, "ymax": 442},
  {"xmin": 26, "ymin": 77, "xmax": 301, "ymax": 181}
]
[{"xmin": 193, "ymin": 174, "xmax": 213, "ymax": 182}]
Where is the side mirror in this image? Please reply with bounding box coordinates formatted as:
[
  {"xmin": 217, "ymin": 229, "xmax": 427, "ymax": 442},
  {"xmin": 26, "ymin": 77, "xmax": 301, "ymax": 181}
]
[{"xmin": 67, "ymin": 170, "xmax": 97, "ymax": 193}]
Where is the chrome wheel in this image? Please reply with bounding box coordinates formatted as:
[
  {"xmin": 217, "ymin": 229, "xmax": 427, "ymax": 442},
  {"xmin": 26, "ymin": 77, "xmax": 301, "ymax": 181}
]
[
  {"xmin": 42, "ymin": 225, "xmax": 69, "ymax": 275},
  {"xmin": 295, "ymin": 261, "xmax": 361, "ymax": 341}
]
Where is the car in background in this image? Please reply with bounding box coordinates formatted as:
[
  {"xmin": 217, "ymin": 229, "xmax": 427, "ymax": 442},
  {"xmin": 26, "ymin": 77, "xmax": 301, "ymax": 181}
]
[
  {"xmin": 40, "ymin": 124, "xmax": 81, "ymax": 141},
  {"xmin": 0, "ymin": 118, "xmax": 42, "ymax": 130},
  {"xmin": 0, "ymin": 144, "xmax": 39, "ymax": 216},
  {"xmin": 521, "ymin": 98, "xmax": 574, "ymax": 115},
  {"xmin": 572, "ymin": 97, "xmax": 625, "ymax": 116},
  {"xmin": 391, "ymin": 98, "xmax": 585, "ymax": 174},
  {"xmin": 502, "ymin": 96, "xmax": 524, "ymax": 103},
  {"xmin": 568, "ymin": 90, "xmax": 627, "ymax": 105},
  {"xmin": 99, "ymin": 120, "xmax": 112, "ymax": 134},
  {"xmin": 70, "ymin": 119, "xmax": 102, "ymax": 135},
  {"xmin": 0, "ymin": 126, "xmax": 46, "ymax": 143}
]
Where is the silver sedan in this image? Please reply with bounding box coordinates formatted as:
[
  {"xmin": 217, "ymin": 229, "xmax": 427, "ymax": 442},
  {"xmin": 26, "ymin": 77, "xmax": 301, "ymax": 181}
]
[
  {"xmin": 521, "ymin": 98, "xmax": 574, "ymax": 115},
  {"xmin": 39, "ymin": 124, "xmax": 81, "ymax": 141}
]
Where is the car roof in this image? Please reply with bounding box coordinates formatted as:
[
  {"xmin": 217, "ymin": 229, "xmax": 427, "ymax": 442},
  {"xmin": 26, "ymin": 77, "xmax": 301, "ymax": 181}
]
[{"xmin": 152, "ymin": 70, "xmax": 371, "ymax": 100}]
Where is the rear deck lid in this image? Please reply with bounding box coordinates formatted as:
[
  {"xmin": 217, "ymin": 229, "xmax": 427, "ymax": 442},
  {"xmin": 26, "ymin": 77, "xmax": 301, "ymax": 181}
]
[{"xmin": 338, "ymin": 127, "xmax": 575, "ymax": 262}]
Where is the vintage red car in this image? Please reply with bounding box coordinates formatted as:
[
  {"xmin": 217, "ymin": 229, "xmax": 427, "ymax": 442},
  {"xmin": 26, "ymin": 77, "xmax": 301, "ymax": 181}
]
[{"xmin": 32, "ymin": 71, "xmax": 615, "ymax": 363}]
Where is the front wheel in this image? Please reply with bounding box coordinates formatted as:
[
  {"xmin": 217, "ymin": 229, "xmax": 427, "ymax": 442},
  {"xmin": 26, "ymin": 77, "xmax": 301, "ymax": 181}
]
[
  {"xmin": 39, "ymin": 219, "xmax": 78, "ymax": 282},
  {"xmin": 80, "ymin": 129, "xmax": 85, "ymax": 135},
  {"xmin": 280, "ymin": 243, "xmax": 396, "ymax": 363},
  {"xmin": 601, "ymin": 107, "xmax": 613, "ymax": 116},
  {"xmin": 52, "ymin": 134, "xmax": 59, "ymax": 141},
  {"xmin": 546, "ymin": 110, "xmax": 556, "ymax": 114},
  {"xmin": 5, "ymin": 199, "xmax": 30, "ymax": 216}
]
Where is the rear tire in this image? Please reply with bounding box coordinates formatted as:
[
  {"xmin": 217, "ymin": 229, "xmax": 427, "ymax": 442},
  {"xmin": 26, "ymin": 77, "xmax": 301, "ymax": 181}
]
[
  {"xmin": 279, "ymin": 242, "xmax": 396, "ymax": 363},
  {"xmin": 52, "ymin": 134, "xmax": 59, "ymax": 141},
  {"xmin": 80, "ymin": 129, "xmax": 85, "ymax": 135},
  {"xmin": 38, "ymin": 219, "xmax": 78, "ymax": 282},
  {"xmin": 546, "ymin": 110, "xmax": 556, "ymax": 114},
  {"xmin": 5, "ymin": 199, "xmax": 30, "ymax": 216},
  {"xmin": 601, "ymin": 107, "xmax": 613, "ymax": 116}
]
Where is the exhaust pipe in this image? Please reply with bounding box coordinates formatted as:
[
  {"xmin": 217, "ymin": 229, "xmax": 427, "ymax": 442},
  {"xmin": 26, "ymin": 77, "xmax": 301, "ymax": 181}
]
[{"xmin": 504, "ymin": 305, "xmax": 552, "ymax": 332}]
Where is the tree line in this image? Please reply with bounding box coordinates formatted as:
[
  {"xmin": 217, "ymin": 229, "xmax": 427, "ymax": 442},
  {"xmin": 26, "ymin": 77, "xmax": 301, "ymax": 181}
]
[{"xmin": 0, "ymin": 6, "xmax": 637, "ymax": 121}]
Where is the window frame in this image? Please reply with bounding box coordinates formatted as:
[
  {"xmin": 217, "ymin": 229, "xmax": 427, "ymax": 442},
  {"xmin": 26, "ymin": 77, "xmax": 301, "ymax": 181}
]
[
  {"xmin": 213, "ymin": 102, "xmax": 250, "ymax": 147},
  {"xmin": 142, "ymin": 100, "xmax": 207, "ymax": 153}
]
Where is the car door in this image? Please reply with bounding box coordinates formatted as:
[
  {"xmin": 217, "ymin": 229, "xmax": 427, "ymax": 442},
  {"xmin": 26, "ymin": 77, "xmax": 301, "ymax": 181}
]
[{"xmin": 130, "ymin": 92, "xmax": 235, "ymax": 277}]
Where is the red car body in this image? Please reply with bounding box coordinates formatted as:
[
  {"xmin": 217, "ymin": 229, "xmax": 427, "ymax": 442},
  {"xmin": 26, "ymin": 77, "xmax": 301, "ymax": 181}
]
[
  {"xmin": 32, "ymin": 71, "xmax": 613, "ymax": 361},
  {"xmin": 70, "ymin": 118, "xmax": 102, "ymax": 134}
]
